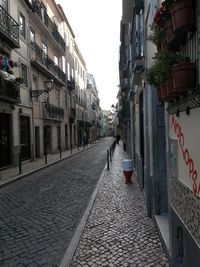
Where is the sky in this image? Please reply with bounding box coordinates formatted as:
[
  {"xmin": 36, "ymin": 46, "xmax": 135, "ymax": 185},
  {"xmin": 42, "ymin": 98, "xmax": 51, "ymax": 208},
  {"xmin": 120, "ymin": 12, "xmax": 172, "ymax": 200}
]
[{"xmin": 56, "ymin": 0, "xmax": 122, "ymax": 110}]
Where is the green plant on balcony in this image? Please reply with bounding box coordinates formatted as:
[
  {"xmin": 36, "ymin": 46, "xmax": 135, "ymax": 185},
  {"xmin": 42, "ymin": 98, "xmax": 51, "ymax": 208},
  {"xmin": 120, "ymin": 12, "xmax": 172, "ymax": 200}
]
[
  {"xmin": 148, "ymin": 27, "xmax": 164, "ymax": 49},
  {"xmin": 147, "ymin": 50, "xmax": 176, "ymax": 85}
]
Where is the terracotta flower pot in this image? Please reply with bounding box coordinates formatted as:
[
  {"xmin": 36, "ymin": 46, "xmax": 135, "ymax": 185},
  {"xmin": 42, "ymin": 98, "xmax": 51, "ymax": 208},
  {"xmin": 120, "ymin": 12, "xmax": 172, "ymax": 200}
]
[
  {"xmin": 157, "ymin": 83, "xmax": 170, "ymax": 102},
  {"xmin": 164, "ymin": 18, "xmax": 185, "ymax": 50},
  {"xmin": 161, "ymin": 83, "xmax": 169, "ymax": 100},
  {"xmin": 172, "ymin": 62, "xmax": 196, "ymax": 92},
  {"xmin": 171, "ymin": 0, "xmax": 195, "ymax": 35},
  {"xmin": 157, "ymin": 86, "xmax": 164, "ymax": 103},
  {"xmin": 166, "ymin": 75, "xmax": 176, "ymax": 96},
  {"xmin": 164, "ymin": 18, "xmax": 176, "ymax": 45}
]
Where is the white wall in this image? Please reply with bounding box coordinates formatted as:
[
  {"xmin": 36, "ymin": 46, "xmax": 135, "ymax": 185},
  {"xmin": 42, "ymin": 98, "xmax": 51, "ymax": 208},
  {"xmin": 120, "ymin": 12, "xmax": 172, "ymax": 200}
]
[{"xmin": 169, "ymin": 109, "xmax": 200, "ymax": 197}]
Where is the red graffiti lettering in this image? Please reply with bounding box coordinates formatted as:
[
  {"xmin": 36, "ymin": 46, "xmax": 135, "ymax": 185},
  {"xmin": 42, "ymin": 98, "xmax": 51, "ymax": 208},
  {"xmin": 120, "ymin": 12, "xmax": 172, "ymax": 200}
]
[
  {"xmin": 188, "ymin": 159, "xmax": 194, "ymax": 177},
  {"xmin": 184, "ymin": 149, "xmax": 190, "ymax": 165},
  {"xmin": 179, "ymin": 132, "xmax": 185, "ymax": 148},
  {"xmin": 192, "ymin": 170, "xmax": 197, "ymax": 195},
  {"xmin": 171, "ymin": 115, "xmax": 199, "ymax": 196}
]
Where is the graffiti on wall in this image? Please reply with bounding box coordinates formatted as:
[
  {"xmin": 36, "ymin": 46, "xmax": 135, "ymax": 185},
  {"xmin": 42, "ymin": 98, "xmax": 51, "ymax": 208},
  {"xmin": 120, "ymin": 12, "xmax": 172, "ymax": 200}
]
[{"xmin": 171, "ymin": 115, "xmax": 200, "ymax": 196}]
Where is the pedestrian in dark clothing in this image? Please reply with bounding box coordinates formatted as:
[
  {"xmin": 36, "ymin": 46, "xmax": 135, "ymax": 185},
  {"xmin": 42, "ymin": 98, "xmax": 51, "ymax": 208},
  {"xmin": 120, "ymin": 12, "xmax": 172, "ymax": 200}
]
[{"xmin": 116, "ymin": 134, "xmax": 121, "ymax": 144}]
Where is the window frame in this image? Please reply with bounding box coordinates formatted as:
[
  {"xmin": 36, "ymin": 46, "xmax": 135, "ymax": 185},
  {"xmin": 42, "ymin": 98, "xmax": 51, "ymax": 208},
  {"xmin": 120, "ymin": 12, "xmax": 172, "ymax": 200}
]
[
  {"xmin": 19, "ymin": 12, "xmax": 26, "ymax": 39},
  {"xmin": 21, "ymin": 63, "xmax": 28, "ymax": 86},
  {"xmin": 30, "ymin": 28, "xmax": 35, "ymax": 49}
]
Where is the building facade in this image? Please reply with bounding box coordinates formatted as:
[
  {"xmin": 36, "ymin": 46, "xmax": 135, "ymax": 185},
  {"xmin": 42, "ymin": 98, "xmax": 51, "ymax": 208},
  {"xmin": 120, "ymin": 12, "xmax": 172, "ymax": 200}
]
[
  {"xmin": 119, "ymin": 0, "xmax": 200, "ymax": 266},
  {"xmin": 86, "ymin": 73, "xmax": 101, "ymax": 142},
  {"xmin": 0, "ymin": 0, "xmax": 101, "ymax": 169},
  {"xmin": 0, "ymin": 0, "xmax": 33, "ymax": 167}
]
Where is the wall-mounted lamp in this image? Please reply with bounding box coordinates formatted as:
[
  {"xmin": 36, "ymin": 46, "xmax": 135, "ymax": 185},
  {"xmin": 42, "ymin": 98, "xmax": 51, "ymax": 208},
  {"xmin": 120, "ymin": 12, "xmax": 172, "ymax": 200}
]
[{"xmin": 31, "ymin": 79, "xmax": 54, "ymax": 98}]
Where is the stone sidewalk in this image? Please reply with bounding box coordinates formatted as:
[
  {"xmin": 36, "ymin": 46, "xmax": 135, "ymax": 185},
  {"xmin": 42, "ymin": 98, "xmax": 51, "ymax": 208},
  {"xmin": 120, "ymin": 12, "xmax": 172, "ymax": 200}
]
[
  {"xmin": 60, "ymin": 143, "xmax": 170, "ymax": 267},
  {"xmin": 0, "ymin": 143, "xmax": 96, "ymax": 187}
]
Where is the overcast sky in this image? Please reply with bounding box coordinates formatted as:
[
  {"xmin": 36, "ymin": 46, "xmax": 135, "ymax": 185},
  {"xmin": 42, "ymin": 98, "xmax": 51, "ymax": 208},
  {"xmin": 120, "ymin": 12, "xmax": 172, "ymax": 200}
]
[{"xmin": 56, "ymin": 0, "xmax": 122, "ymax": 110}]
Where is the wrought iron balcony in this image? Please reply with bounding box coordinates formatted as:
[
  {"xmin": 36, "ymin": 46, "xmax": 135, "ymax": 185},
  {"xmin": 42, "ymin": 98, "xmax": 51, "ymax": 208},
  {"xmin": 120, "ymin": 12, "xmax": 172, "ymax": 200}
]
[
  {"xmin": 0, "ymin": 76, "xmax": 20, "ymax": 103},
  {"xmin": 31, "ymin": 0, "xmax": 66, "ymax": 52},
  {"xmin": 31, "ymin": 43, "xmax": 66, "ymax": 85},
  {"xmin": 67, "ymin": 78, "xmax": 75, "ymax": 90},
  {"xmin": 0, "ymin": 5, "xmax": 19, "ymax": 48},
  {"xmin": 42, "ymin": 102, "xmax": 64, "ymax": 120}
]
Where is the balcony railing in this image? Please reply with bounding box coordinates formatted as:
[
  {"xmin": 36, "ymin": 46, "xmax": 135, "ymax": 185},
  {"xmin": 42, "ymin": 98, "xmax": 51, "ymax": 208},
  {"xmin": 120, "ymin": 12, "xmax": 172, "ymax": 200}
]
[
  {"xmin": 31, "ymin": 43, "xmax": 66, "ymax": 85},
  {"xmin": 67, "ymin": 78, "xmax": 75, "ymax": 90},
  {"xmin": 0, "ymin": 5, "xmax": 19, "ymax": 48},
  {"xmin": 32, "ymin": 0, "xmax": 66, "ymax": 52},
  {"xmin": 42, "ymin": 102, "xmax": 64, "ymax": 120},
  {"xmin": 0, "ymin": 76, "xmax": 20, "ymax": 103}
]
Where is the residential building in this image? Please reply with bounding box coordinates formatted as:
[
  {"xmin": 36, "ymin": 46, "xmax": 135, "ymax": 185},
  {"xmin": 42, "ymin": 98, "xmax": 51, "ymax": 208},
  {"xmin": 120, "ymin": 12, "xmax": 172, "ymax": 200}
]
[
  {"xmin": 100, "ymin": 110, "xmax": 109, "ymax": 137},
  {"xmin": 25, "ymin": 0, "xmax": 67, "ymax": 158},
  {"xmin": 0, "ymin": 0, "xmax": 32, "ymax": 167},
  {"xmin": 86, "ymin": 73, "xmax": 101, "ymax": 142},
  {"xmin": 58, "ymin": 6, "xmax": 77, "ymax": 149},
  {"xmin": 74, "ymin": 43, "xmax": 87, "ymax": 145},
  {"xmin": 119, "ymin": 0, "xmax": 200, "ymax": 266}
]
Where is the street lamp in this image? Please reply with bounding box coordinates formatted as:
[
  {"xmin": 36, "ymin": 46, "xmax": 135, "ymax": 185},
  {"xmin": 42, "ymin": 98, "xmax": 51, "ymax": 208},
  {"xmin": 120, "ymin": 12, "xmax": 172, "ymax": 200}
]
[{"xmin": 31, "ymin": 79, "xmax": 54, "ymax": 98}]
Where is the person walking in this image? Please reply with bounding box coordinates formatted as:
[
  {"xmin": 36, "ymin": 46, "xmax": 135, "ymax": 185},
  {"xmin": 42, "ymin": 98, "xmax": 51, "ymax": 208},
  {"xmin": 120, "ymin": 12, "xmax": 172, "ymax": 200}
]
[{"xmin": 116, "ymin": 134, "xmax": 121, "ymax": 144}]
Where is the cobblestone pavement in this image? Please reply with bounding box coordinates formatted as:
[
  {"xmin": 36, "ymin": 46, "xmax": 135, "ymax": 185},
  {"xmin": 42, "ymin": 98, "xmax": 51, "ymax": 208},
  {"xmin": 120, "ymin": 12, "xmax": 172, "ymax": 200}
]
[
  {"xmin": 69, "ymin": 144, "xmax": 170, "ymax": 267},
  {"xmin": 0, "ymin": 138, "xmax": 114, "ymax": 266},
  {"xmin": 0, "ymin": 143, "xmax": 96, "ymax": 186}
]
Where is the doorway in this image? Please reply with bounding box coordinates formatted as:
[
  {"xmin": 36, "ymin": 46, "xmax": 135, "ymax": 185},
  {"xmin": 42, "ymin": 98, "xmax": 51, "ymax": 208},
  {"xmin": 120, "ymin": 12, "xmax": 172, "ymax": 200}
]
[
  {"xmin": 57, "ymin": 126, "xmax": 61, "ymax": 149},
  {"xmin": 43, "ymin": 125, "xmax": 51, "ymax": 154},
  {"xmin": 35, "ymin": 126, "xmax": 40, "ymax": 158},
  {"xmin": 65, "ymin": 124, "xmax": 68, "ymax": 149},
  {"xmin": 0, "ymin": 113, "xmax": 11, "ymax": 168},
  {"xmin": 20, "ymin": 116, "xmax": 31, "ymax": 161}
]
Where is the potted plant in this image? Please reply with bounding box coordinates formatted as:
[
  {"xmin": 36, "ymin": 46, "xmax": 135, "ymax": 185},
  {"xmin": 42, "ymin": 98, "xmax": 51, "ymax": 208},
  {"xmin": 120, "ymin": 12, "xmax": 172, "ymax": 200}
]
[
  {"xmin": 172, "ymin": 56, "xmax": 196, "ymax": 93},
  {"xmin": 147, "ymin": 50, "xmax": 177, "ymax": 102},
  {"xmin": 170, "ymin": 0, "xmax": 195, "ymax": 35}
]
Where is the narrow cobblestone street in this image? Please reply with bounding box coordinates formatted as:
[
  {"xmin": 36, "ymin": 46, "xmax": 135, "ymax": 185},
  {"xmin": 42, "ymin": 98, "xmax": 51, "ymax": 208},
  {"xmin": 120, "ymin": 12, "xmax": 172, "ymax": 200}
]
[
  {"xmin": 68, "ymin": 143, "xmax": 169, "ymax": 267},
  {"xmin": 0, "ymin": 138, "xmax": 170, "ymax": 266},
  {"xmin": 0, "ymin": 138, "xmax": 114, "ymax": 266}
]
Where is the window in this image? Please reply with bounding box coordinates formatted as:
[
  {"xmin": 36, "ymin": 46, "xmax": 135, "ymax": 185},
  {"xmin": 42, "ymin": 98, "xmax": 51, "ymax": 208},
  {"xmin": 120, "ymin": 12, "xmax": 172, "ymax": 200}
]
[
  {"xmin": 42, "ymin": 42, "xmax": 47, "ymax": 65},
  {"xmin": 62, "ymin": 56, "xmax": 66, "ymax": 73},
  {"xmin": 56, "ymin": 89, "xmax": 60, "ymax": 106},
  {"xmin": 64, "ymin": 32, "xmax": 69, "ymax": 47},
  {"xmin": 19, "ymin": 13, "xmax": 26, "ymax": 39},
  {"xmin": 21, "ymin": 63, "xmax": 28, "ymax": 86},
  {"xmin": 32, "ymin": 75, "xmax": 38, "ymax": 101},
  {"xmin": 67, "ymin": 63, "xmax": 70, "ymax": 80},
  {"xmin": 64, "ymin": 90, "xmax": 68, "ymax": 108},
  {"xmin": 30, "ymin": 28, "xmax": 35, "ymax": 48},
  {"xmin": 54, "ymin": 56, "xmax": 58, "ymax": 66}
]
